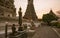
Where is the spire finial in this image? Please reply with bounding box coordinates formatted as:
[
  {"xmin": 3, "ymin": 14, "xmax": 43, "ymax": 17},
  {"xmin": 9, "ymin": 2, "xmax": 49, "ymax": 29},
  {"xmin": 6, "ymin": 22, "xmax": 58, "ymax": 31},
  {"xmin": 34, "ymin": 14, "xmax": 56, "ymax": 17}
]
[{"xmin": 19, "ymin": 7, "xmax": 22, "ymax": 11}]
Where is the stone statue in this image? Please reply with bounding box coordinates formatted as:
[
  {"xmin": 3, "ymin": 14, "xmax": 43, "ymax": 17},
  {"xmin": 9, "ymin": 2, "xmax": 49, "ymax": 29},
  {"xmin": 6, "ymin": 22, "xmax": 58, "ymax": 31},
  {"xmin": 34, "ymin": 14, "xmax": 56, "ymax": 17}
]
[{"xmin": 11, "ymin": 24, "xmax": 16, "ymax": 35}]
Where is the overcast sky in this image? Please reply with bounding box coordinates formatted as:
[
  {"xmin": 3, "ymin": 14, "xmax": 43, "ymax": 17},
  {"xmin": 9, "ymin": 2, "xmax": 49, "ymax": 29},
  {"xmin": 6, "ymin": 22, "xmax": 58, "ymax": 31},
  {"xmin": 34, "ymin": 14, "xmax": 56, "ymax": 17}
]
[{"xmin": 14, "ymin": 0, "xmax": 60, "ymax": 18}]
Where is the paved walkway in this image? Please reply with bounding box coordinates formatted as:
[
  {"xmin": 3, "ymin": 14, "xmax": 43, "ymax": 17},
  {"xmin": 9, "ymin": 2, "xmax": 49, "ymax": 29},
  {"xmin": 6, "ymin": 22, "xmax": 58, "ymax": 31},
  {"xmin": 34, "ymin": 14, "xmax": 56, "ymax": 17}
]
[
  {"xmin": 0, "ymin": 26, "xmax": 60, "ymax": 38},
  {"xmin": 32, "ymin": 26, "xmax": 60, "ymax": 38}
]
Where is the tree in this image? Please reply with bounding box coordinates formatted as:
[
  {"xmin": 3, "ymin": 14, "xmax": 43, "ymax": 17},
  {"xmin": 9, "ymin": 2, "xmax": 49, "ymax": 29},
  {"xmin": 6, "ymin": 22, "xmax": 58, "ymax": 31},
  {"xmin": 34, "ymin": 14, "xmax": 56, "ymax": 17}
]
[{"xmin": 42, "ymin": 10, "xmax": 58, "ymax": 25}]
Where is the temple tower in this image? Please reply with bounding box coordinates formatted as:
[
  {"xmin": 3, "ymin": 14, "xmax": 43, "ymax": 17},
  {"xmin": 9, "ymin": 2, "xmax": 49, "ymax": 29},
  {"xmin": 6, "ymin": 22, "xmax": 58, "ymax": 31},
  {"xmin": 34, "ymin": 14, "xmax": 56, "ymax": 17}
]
[
  {"xmin": 0, "ymin": 0, "xmax": 16, "ymax": 18},
  {"xmin": 23, "ymin": 0, "xmax": 38, "ymax": 21}
]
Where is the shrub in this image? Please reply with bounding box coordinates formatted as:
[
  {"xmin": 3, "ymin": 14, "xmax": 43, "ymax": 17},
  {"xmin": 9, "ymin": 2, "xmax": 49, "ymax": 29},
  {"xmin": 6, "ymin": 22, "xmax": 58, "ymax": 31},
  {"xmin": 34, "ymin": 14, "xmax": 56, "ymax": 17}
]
[
  {"xmin": 51, "ymin": 22, "xmax": 60, "ymax": 28},
  {"xmin": 57, "ymin": 23, "xmax": 60, "ymax": 28},
  {"xmin": 51, "ymin": 22, "xmax": 58, "ymax": 26}
]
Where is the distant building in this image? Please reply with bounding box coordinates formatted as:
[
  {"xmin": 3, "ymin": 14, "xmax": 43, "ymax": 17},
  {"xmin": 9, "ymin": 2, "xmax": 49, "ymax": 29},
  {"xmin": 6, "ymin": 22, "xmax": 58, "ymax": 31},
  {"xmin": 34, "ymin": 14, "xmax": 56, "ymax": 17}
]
[
  {"xmin": 42, "ymin": 10, "xmax": 58, "ymax": 23},
  {"xmin": 0, "ymin": 0, "xmax": 16, "ymax": 18},
  {"xmin": 23, "ymin": 0, "xmax": 38, "ymax": 21},
  {"xmin": 49, "ymin": 10, "xmax": 56, "ymax": 16}
]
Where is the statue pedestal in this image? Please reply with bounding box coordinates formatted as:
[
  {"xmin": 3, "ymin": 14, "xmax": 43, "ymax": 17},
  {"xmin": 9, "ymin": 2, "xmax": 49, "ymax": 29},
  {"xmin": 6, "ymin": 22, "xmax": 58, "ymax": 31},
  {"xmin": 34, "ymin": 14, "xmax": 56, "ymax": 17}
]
[{"xmin": 8, "ymin": 31, "xmax": 27, "ymax": 38}]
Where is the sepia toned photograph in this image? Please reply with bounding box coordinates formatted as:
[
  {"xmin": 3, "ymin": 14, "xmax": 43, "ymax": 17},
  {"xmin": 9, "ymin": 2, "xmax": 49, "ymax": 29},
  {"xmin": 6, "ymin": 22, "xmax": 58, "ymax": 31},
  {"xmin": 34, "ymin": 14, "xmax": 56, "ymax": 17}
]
[{"xmin": 0, "ymin": 0, "xmax": 60, "ymax": 38}]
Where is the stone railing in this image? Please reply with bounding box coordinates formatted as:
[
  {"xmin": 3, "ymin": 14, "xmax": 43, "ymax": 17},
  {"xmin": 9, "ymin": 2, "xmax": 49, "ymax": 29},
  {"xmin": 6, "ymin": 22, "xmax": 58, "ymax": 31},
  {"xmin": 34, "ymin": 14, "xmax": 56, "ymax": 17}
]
[
  {"xmin": 4, "ymin": 24, "xmax": 27, "ymax": 38},
  {"xmin": 8, "ymin": 31, "xmax": 27, "ymax": 38}
]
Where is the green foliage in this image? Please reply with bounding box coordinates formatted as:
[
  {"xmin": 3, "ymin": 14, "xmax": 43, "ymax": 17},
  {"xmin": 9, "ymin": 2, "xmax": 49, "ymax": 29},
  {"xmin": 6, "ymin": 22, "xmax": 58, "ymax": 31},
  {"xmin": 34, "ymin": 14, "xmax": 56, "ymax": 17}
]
[
  {"xmin": 42, "ymin": 9, "xmax": 59, "ymax": 26},
  {"xmin": 43, "ymin": 14, "xmax": 57, "ymax": 22},
  {"xmin": 51, "ymin": 22, "xmax": 58, "ymax": 26},
  {"xmin": 57, "ymin": 23, "xmax": 60, "ymax": 28},
  {"xmin": 51, "ymin": 22, "xmax": 60, "ymax": 28},
  {"xmin": 42, "ymin": 10, "xmax": 58, "ymax": 25}
]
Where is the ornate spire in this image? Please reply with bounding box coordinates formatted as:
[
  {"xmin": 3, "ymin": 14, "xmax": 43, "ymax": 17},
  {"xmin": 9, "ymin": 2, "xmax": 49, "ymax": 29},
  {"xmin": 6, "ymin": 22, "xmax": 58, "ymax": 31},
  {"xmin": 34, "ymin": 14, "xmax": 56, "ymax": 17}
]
[
  {"xmin": 23, "ymin": 0, "xmax": 38, "ymax": 21},
  {"xmin": 28, "ymin": 0, "xmax": 33, "ymax": 4},
  {"xmin": 19, "ymin": 7, "xmax": 22, "ymax": 11},
  {"xmin": 49, "ymin": 9, "xmax": 54, "ymax": 15}
]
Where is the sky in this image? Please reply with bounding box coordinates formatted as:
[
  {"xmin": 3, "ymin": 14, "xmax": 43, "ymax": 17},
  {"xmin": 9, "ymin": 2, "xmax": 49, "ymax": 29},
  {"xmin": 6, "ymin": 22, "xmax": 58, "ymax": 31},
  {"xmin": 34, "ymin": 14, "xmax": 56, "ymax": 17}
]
[{"xmin": 14, "ymin": 0, "xmax": 60, "ymax": 19}]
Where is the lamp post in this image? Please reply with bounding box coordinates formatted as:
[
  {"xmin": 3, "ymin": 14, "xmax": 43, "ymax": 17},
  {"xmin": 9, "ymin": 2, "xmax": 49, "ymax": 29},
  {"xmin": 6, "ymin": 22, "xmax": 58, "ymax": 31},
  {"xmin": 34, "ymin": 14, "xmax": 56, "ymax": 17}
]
[{"xmin": 5, "ymin": 22, "xmax": 8, "ymax": 38}]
